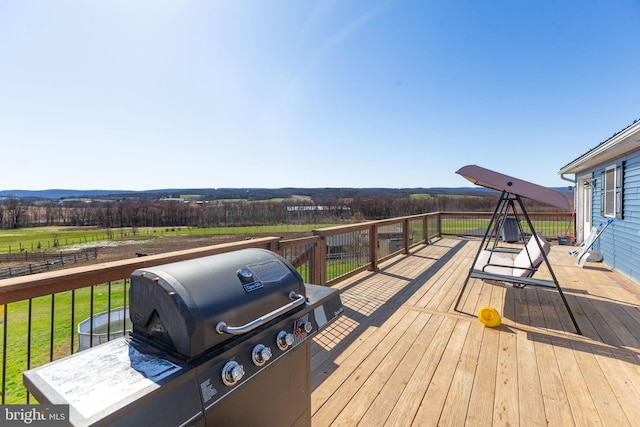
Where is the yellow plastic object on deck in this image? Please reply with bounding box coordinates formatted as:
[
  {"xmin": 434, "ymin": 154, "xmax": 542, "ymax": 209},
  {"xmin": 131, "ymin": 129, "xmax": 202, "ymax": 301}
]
[{"xmin": 478, "ymin": 306, "xmax": 501, "ymax": 327}]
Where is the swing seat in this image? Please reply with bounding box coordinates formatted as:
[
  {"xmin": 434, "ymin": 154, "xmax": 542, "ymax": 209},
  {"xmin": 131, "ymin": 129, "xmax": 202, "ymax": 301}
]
[{"xmin": 472, "ymin": 232, "xmax": 551, "ymax": 288}]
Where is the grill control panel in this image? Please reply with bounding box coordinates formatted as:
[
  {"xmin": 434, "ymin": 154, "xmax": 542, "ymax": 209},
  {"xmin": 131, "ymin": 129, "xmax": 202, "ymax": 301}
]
[
  {"xmin": 195, "ymin": 287, "xmax": 343, "ymax": 411},
  {"xmin": 217, "ymin": 315, "xmax": 312, "ymax": 389},
  {"xmin": 213, "ymin": 316, "xmax": 309, "ymax": 394}
]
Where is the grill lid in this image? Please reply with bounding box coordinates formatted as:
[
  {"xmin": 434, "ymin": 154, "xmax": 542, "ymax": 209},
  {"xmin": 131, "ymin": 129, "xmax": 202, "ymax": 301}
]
[{"xmin": 129, "ymin": 248, "xmax": 306, "ymax": 359}]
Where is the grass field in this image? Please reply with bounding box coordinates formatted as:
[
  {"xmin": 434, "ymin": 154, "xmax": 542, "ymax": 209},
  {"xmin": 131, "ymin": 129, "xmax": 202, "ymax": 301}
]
[
  {"xmin": 0, "ymin": 224, "xmax": 339, "ymax": 254},
  {"xmin": 0, "ymin": 226, "xmax": 118, "ymax": 253}
]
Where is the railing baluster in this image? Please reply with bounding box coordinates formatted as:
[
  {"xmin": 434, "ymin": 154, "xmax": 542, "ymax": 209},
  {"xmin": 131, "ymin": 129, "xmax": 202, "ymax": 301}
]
[
  {"xmin": 26, "ymin": 299, "xmax": 32, "ymax": 404},
  {"xmin": 124, "ymin": 279, "xmax": 129, "ymax": 337},
  {"xmin": 107, "ymin": 282, "xmax": 112, "ymax": 341},
  {"xmin": 50, "ymin": 294, "xmax": 55, "ymax": 362},
  {"xmin": 71, "ymin": 290, "xmax": 76, "ymax": 354},
  {"xmin": 89, "ymin": 286, "xmax": 95, "ymax": 349},
  {"xmin": 2, "ymin": 304, "xmax": 7, "ymax": 404}
]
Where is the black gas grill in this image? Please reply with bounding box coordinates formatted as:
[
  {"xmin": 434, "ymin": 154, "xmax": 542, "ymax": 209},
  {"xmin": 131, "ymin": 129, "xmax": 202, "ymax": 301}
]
[{"xmin": 24, "ymin": 249, "xmax": 343, "ymax": 427}]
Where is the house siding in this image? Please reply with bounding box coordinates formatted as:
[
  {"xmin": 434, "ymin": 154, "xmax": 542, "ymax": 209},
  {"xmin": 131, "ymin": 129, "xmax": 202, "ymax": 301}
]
[{"xmin": 585, "ymin": 150, "xmax": 640, "ymax": 283}]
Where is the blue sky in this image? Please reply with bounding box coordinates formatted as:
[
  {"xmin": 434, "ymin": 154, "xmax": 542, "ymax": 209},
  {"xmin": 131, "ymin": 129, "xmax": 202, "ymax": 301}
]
[{"xmin": 1, "ymin": 0, "xmax": 639, "ymax": 191}]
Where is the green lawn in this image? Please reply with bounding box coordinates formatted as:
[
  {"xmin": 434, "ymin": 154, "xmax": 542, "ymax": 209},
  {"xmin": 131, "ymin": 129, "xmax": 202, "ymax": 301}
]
[
  {"xmin": 0, "ymin": 224, "xmax": 339, "ymax": 254},
  {"xmin": 0, "ymin": 226, "xmax": 119, "ymax": 253}
]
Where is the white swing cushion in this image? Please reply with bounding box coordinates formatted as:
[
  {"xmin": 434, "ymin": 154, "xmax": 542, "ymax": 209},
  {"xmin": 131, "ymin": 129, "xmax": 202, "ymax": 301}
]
[
  {"xmin": 474, "ymin": 250, "xmax": 515, "ymax": 276},
  {"xmin": 473, "ymin": 232, "xmax": 550, "ymax": 278},
  {"xmin": 513, "ymin": 233, "xmax": 550, "ymax": 276}
]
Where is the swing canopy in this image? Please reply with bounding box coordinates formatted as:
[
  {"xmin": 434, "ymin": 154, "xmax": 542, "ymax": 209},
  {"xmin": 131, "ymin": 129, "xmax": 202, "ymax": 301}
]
[{"xmin": 456, "ymin": 165, "xmax": 571, "ymax": 211}]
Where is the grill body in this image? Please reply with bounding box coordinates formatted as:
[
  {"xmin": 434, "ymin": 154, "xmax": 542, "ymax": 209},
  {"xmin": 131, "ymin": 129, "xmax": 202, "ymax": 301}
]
[
  {"xmin": 129, "ymin": 248, "xmax": 307, "ymax": 359},
  {"xmin": 24, "ymin": 249, "xmax": 343, "ymax": 427}
]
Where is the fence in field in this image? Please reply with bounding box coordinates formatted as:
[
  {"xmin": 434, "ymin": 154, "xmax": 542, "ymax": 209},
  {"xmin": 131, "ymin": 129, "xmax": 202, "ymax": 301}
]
[{"xmin": 0, "ymin": 249, "xmax": 98, "ymax": 279}]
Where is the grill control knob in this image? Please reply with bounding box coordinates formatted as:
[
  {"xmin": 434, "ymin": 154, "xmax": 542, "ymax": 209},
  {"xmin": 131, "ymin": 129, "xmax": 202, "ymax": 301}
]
[
  {"xmin": 252, "ymin": 344, "xmax": 273, "ymax": 366},
  {"xmin": 276, "ymin": 331, "xmax": 295, "ymax": 350},
  {"xmin": 295, "ymin": 320, "xmax": 314, "ymax": 337},
  {"xmin": 222, "ymin": 361, "xmax": 245, "ymax": 386},
  {"xmin": 300, "ymin": 321, "xmax": 313, "ymax": 335}
]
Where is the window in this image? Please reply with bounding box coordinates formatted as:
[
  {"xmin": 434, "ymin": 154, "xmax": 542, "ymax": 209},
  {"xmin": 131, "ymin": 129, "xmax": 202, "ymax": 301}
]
[
  {"xmin": 600, "ymin": 161, "xmax": 624, "ymax": 219},
  {"xmin": 603, "ymin": 167, "xmax": 615, "ymax": 216}
]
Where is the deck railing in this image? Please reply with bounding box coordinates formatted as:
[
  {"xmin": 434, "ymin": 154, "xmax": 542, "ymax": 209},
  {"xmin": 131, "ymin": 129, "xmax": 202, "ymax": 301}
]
[
  {"xmin": 0, "ymin": 211, "xmax": 571, "ymax": 403},
  {"xmin": 439, "ymin": 211, "xmax": 573, "ymax": 239}
]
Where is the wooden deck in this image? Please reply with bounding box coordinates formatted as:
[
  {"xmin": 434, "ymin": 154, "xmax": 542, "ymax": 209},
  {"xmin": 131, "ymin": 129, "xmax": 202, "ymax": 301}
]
[{"xmin": 310, "ymin": 238, "xmax": 640, "ymax": 426}]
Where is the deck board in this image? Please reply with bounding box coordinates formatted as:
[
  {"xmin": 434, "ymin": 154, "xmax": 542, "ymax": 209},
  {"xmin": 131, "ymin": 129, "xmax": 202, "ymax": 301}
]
[
  {"xmin": 356, "ymin": 313, "xmax": 441, "ymax": 427},
  {"xmin": 311, "ymin": 237, "xmax": 640, "ymax": 426},
  {"xmin": 385, "ymin": 316, "xmax": 456, "ymax": 427}
]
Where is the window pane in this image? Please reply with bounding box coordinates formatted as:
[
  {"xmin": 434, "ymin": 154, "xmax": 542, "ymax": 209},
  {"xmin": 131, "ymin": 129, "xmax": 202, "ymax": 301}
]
[
  {"xmin": 604, "ymin": 168, "xmax": 615, "ymax": 216},
  {"xmin": 605, "ymin": 169, "xmax": 615, "ymax": 191},
  {"xmin": 605, "ymin": 191, "xmax": 614, "ymax": 216}
]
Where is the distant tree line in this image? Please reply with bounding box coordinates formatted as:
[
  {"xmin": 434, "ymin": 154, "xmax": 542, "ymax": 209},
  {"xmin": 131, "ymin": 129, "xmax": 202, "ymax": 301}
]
[{"xmin": 0, "ymin": 193, "xmax": 569, "ymax": 229}]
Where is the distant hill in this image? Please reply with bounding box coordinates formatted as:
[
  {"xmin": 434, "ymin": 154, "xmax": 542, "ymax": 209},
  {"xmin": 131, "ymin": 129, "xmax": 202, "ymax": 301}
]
[
  {"xmin": 0, "ymin": 186, "xmax": 573, "ymax": 202},
  {"xmin": 0, "ymin": 189, "xmax": 130, "ymax": 199}
]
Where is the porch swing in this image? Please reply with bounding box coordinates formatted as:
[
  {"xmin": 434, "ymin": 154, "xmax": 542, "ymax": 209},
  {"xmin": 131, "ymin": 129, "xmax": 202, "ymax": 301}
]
[{"xmin": 453, "ymin": 165, "xmax": 582, "ymax": 335}]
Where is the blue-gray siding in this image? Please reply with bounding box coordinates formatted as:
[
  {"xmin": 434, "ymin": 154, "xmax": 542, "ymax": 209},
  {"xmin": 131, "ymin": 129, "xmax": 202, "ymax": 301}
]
[{"xmin": 579, "ymin": 149, "xmax": 640, "ymax": 284}]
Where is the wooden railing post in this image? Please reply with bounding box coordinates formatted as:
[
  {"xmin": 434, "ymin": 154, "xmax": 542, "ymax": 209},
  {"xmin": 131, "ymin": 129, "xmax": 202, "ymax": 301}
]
[
  {"xmin": 307, "ymin": 244, "xmax": 317, "ymax": 285},
  {"xmin": 274, "ymin": 241, "xmax": 285, "ymax": 257},
  {"xmin": 423, "ymin": 215, "xmax": 430, "ymax": 244},
  {"xmin": 317, "ymin": 236, "xmax": 327, "ymax": 285},
  {"xmin": 370, "ymin": 224, "xmax": 378, "ymax": 271},
  {"xmin": 403, "ymin": 218, "xmax": 410, "ymax": 254},
  {"xmin": 268, "ymin": 240, "xmax": 280, "ymax": 253}
]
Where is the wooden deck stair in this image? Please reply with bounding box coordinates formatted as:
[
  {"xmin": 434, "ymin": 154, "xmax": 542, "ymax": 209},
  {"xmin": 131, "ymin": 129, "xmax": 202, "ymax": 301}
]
[{"xmin": 310, "ymin": 238, "xmax": 640, "ymax": 426}]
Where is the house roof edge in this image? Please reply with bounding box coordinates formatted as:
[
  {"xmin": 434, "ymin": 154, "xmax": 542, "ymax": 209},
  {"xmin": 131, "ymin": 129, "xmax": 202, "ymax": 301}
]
[{"xmin": 558, "ymin": 118, "xmax": 640, "ymax": 175}]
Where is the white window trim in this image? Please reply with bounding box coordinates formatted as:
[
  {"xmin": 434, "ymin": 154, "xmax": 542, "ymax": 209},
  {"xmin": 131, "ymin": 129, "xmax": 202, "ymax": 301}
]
[
  {"xmin": 600, "ymin": 161, "xmax": 624, "ymax": 220},
  {"xmin": 603, "ymin": 165, "xmax": 616, "ymax": 218}
]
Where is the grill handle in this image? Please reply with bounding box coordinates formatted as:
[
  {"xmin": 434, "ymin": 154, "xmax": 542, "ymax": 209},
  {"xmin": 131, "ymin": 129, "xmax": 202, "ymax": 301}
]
[{"xmin": 216, "ymin": 291, "xmax": 306, "ymax": 335}]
